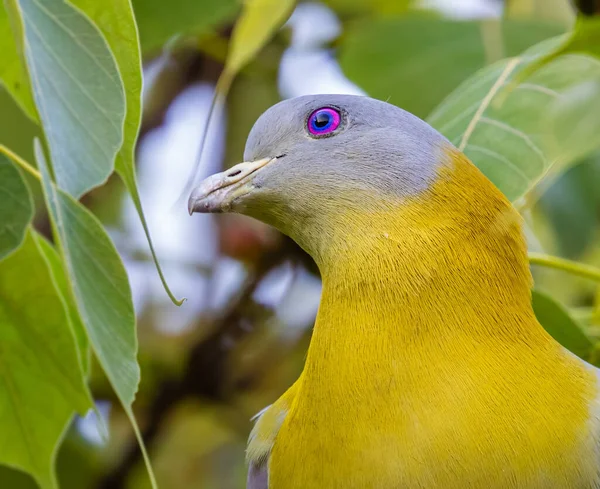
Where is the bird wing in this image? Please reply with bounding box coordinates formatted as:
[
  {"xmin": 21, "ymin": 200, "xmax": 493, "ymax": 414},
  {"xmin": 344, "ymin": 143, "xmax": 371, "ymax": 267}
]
[
  {"xmin": 246, "ymin": 382, "xmax": 299, "ymax": 488},
  {"xmin": 247, "ymin": 461, "xmax": 269, "ymax": 489}
]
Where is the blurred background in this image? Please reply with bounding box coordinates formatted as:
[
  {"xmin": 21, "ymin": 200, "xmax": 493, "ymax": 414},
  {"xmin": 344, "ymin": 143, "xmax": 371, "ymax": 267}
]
[{"xmin": 2, "ymin": 0, "xmax": 600, "ymax": 487}]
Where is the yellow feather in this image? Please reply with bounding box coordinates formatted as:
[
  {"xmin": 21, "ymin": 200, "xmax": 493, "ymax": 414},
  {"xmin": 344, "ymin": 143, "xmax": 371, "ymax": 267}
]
[{"xmin": 249, "ymin": 148, "xmax": 600, "ymax": 488}]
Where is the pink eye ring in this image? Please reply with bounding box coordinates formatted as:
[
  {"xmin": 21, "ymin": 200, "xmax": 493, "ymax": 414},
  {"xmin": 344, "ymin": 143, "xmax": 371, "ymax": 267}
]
[{"xmin": 307, "ymin": 107, "xmax": 341, "ymax": 137}]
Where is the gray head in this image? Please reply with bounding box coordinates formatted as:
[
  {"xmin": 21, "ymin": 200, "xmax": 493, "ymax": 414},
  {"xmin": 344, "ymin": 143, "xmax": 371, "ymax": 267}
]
[{"xmin": 188, "ymin": 94, "xmax": 454, "ymax": 259}]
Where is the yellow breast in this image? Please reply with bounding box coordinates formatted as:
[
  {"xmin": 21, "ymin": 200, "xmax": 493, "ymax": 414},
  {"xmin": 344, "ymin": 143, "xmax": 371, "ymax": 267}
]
[{"xmin": 249, "ymin": 150, "xmax": 600, "ymax": 488}]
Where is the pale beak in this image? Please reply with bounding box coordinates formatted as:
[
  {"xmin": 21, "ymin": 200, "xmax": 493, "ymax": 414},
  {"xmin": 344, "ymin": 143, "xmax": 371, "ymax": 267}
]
[{"xmin": 188, "ymin": 157, "xmax": 275, "ymax": 215}]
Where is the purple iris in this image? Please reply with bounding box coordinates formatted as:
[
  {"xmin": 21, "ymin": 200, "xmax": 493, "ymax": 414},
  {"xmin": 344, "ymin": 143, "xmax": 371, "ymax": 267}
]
[{"xmin": 307, "ymin": 107, "xmax": 341, "ymax": 136}]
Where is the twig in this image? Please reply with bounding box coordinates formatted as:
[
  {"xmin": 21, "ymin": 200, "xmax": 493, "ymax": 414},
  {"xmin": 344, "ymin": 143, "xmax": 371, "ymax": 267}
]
[{"xmin": 528, "ymin": 252, "xmax": 600, "ymax": 282}]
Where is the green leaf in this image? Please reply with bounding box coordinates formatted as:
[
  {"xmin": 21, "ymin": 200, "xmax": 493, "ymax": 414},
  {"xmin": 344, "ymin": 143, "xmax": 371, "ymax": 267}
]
[
  {"xmin": 323, "ymin": 0, "xmax": 411, "ymax": 17},
  {"xmin": 222, "ymin": 0, "xmax": 296, "ymax": 87},
  {"xmin": 532, "ymin": 289, "xmax": 594, "ymax": 360},
  {"xmin": 0, "ymin": 229, "xmax": 92, "ymax": 489},
  {"xmin": 505, "ymin": 0, "xmax": 575, "ymax": 25},
  {"xmin": 0, "ymin": 465, "xmax": 37, "ymax": 489},
  {"xmin": 132, "ymin": 0, "xmax": 239, "ymax": 53},
  {"xmin": 0, "ymin": 2, "xmax": 36, "ymax": 120},
  {"xmin": 547, "ymin": 79, "xmax": 600, "ymax": 163},
  {"xmin": 35, "ymin": 139, "xmax": 138, "ymax": 412},
  {"xmin": 7, "ymin": 0, "xmax": 126, "ymax": 198},
  {"xmin": 70, "ymin": 0, "xmax": 183, "ymax": 305},
  {"xmin": 427, "ymin": 39, "xmax": 600, "ymax": 202},
  {"xmin": 548, "ymin": 15, "xmax": 600, "ymax": 57},
  {"xmin": 35, "ymin": 233, "xmax": 89, "ymax": 374},
  {"xmin": 339, "ymin": 17, "xmax": 564, "ymax": 118},
  {"xmin": 0, "ymin": 87, "xmax": 41, "ymax": 164},
  {"xmin": 35, "ymin": 140, "xmax": 157, "ymax": 488},
  {"xmin": 538, "ymin": 152, "xmax": 600, "ymax": 258},
  {"xmin": 504, "ymin": 16, "xmax": 600, "ymax": 95},
  {"xmin": 0, "ymin": 153, "xmax": 32, "ymax": 260}
]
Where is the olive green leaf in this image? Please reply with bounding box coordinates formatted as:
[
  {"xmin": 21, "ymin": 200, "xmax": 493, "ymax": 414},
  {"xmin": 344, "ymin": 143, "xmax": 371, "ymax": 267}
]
[
  {"xmin": 428, "ymin": 39, "xmax": 600, "ymax": 203},
  {"xmin": 35, "ymin": 140, "xmax": 157, "ymax": 488},
  {"xmin": 0, "ymin": 2, "xmax": 37, "ymax": 120},
  {"xmin": 323, "ymin": 0, "xmax": 410, "ymax": 17},
  {"xmin": 339, "ymin": 17, "xmax": 564, "ymax": 118},
  {"xmin": 0, "ymin": 229, "xmax": 93, "ymax": 489},
  {"xmin": 131, "ymin": 0, "xmax": 239, "ymax": 53},
  {"xmin": 7, "ymin": 0, "xmax": 126, "ymax": 198},
  {"xmin": 0, "ymin": 153, "xmax": 32, "ymax": 260},
  {"xmin": 69, "ymin": 0, "xmax": 183, "ymax": 305},
  {"xmin": 221, "ymin": 0, "xmax": 296, "ymax": 89},
  {"xmin": 36, "ymin": 139, "xmax": 138, "ymax": 413},
  {"xmin": 505, "ymin": 0, "xmax": 575, "ymax": 25},
  {"xmin": 532, "ymin": 289, "xmax": 594, "ymax": 361}
]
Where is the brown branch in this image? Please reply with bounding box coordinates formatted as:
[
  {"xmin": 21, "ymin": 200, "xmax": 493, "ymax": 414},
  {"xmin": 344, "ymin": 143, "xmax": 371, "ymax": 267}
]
[{"xmin": 96, "ymin": 247, "xmax": 290, "ymax": 489}]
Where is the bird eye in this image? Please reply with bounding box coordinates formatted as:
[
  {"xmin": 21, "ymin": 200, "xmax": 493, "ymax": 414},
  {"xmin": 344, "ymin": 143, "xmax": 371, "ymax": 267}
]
[{"xmin": 307, "ymin": 107, "xmax": 341, "ymax": 137}]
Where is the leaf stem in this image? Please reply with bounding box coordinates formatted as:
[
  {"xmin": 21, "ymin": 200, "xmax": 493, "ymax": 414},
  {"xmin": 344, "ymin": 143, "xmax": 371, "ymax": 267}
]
[
  {"xmin": 0, "ymin": 144, "xmax": 41, "ymax": 180},
  {"xmin": 529, "ymin": 252, "xmax": 600, "ymax": 282}
]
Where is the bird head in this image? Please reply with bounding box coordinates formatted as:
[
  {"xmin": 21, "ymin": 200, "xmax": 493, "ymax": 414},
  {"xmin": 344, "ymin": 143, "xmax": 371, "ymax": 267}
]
[{"xmin": 189, "ymin": 94, "xmax": 525, "ymax": 279}]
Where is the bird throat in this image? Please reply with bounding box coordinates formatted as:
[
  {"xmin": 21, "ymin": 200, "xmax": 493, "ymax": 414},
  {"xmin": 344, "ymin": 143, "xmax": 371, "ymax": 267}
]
[{"xmin": 300, "ymin": 149, "xmax": 552, "ymax": 407}]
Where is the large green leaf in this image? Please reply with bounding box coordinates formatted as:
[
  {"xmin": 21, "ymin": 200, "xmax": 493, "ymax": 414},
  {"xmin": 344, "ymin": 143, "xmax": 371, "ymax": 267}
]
[
  {"xmin": 36, "ymin": 140, "xmax": 139, "ymax": 410},
  {"xmin": 70, "ymin": 0, "xmax": 183, "ymax": 305},
  {"xmin": 427, "ymin": 39, "xmax": 600, "ymax": 203},
  {"xmin": 132, "ymin": 0, "xmax": 239, "ymax": 53},
  {"xmin": 0, "ymin": 153, "xmax": 32, "ymax": 260},
  {"xmin": 0, "ymin": 230, "xmax": 92, "ymax": 489},
  {"xmin": 0, "ymin": 2, "xmax": 36, "ymax": 120},
  {"xmin": 7, "ymin": 0, "xmax": 126, "ymax": 198},
  {"xmin": 35, "ymin": 140, "xmax": 157, "ymax": 487},
  {"xmin": 339, "ymin": 17, "xmax": 564, "ymax": 118},
  {"xmin": 532, "ymin": 289, "xmax": 594, "ymax": 360}
]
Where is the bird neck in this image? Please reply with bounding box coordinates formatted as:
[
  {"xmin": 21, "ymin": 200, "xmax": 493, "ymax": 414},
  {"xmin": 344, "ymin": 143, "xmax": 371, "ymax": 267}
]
[{"xmin": 302, "ymin": 150, "xmax": 549, "ymax": 390}]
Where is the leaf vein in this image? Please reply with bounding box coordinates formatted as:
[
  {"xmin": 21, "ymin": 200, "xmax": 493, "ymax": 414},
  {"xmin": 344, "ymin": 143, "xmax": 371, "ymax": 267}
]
[{"xmin": 458, "ymin": 57, "xmax": 521, "ymax": 151}]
